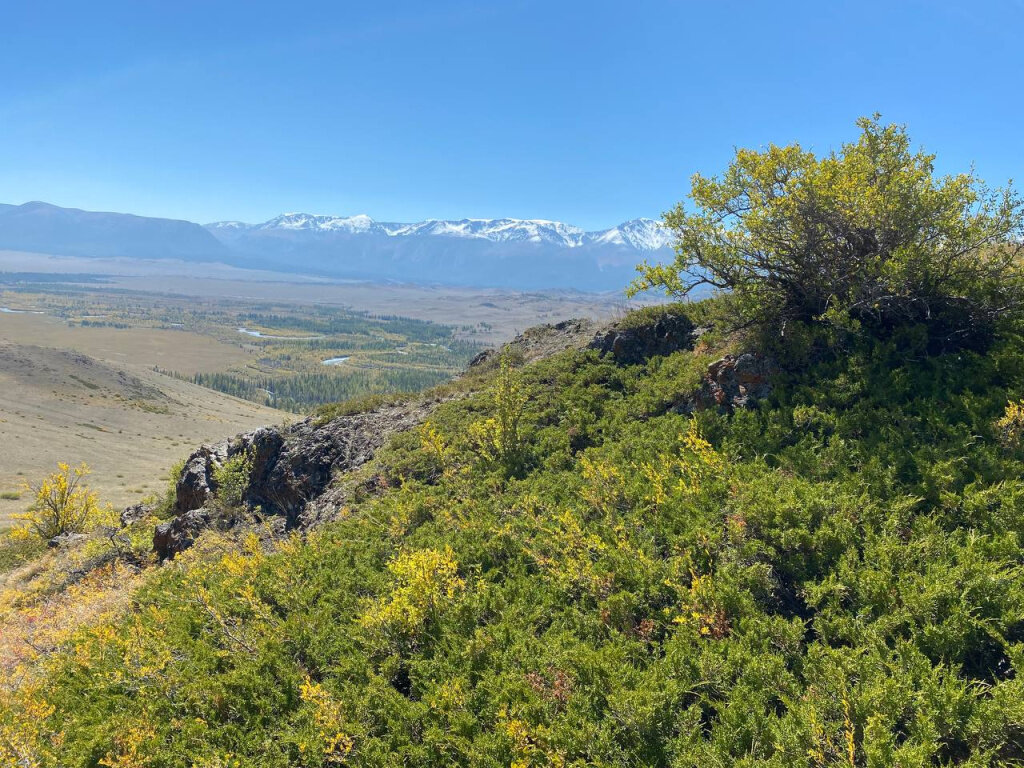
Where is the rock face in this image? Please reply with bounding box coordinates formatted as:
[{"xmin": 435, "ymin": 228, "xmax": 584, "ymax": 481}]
[
  {"xmin": 689, "ymin": 353, "xmax": 778, "ymax": 412},
  {"xmin": 469, "ymin": 319, "xmax": 598, "ymax": 370},
  {"xmin": 468, "ymin": 308, "xmax": 701, "ymax": 371},
  {"xmin": 175, "ymin": 447, "xmax": 226, "ymax": 515},
  {"xmin": 153, "ymin": 508, "xmax": 213, "ymax": 560},
  {"xmin": 588, "ymin": 312, "xmax": 699, "ymax": 365},
  {"xmin": 155, "ymin": 402, "xmax": 435, "ymax": 559},
  {"xmin": 120, "ymin": 502, "xmax": 153, "ymax": 528}
]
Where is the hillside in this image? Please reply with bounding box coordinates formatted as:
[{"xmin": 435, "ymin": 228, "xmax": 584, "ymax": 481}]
[
  {"xmin": 0, "ymin": 343, "xmax": 285, "ymax": 520},
  {"xmin": 4, "ymin": 297, "xmax": 1024, "ymax": 764},
  {"xmin": 4, "ymin": 118, "xmax": 1024, "ymax": 766},
  {"xmin": 0, "ymin": 202, "xmax": 227, "ymax": 262}
]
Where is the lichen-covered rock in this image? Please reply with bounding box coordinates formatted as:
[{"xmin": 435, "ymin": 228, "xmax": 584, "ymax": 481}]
[
  {"xmin": 47, "ymin": 532, "xmax": 88, "ymax": 549},
  {"xmin": 588, "ymin": 311, "xmax": 699, "ymax": 365},
  {"xmin": 174, "ymin": 444, "xmax": 228, "ymax": 514},
  {"xmin": 469, "ymin": 319, "xmax": 598, "ymax": 370},
  {"xmin": 154, "ymin": 401, "xmax": 437, "ymax": 559},
  {"xmin": 119, "ymin": 502, "xmax": 154, "ymax": 528},
  {"xmin": 469, "ymin": 309, "xmax": 703, "ymax": 371},
  {"xmin": 688, "ymin": 353, "xmax": 778, "ymax": 412},
  {"xmin": 153, "ymin": 507, "xmax": 213, "ymax": 560}
]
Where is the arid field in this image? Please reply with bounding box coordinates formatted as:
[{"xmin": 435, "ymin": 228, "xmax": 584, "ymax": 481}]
[{"xmin": 0, "ymin": 342, "xmax": 284, "ymax": 525}]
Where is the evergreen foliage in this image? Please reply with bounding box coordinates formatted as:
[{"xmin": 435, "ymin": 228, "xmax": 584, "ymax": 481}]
[
  {"xmin": 7, "ymin": 302, "xmax": 1024, "ymax": 765},
  {"xmin": 213, "ymin": 451, "xmax": 254, "ymax": 509},
  {"xmin": 188, "ymin": 368, "xmax": 453, "ymax": 412}
]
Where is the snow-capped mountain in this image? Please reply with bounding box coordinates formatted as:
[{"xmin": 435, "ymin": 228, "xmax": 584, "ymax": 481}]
[
  {"xmin": 250, "ymin": 213, "xmax": 377, "ymax": 234},
  {"xmin": 208, "ymin": 213, "xmax": 671, "ymax": 252},
  {"xmin": 589, "ymin": 218, "xmax": 673, "ymax": 251},
  {"xmin": 0, "ymin": 200, "xmax": 674, "ymax": 291},
  {"xmin": 201, "ymin": 212, "xmax": 674, "ymax": 291},
  {"xmin": 378, "ymin": 218, "xmax": 587, "ymax": 246}
]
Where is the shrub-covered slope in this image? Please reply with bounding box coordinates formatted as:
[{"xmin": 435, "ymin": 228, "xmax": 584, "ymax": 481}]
[{"xmin": 5, "ymin": 302, "xmax": 1024, "ymax": 766}]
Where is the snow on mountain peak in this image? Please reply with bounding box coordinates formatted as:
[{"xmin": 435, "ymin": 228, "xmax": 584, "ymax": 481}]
[
  {"xmin": 206, "ymin": 220, "xmax": 250, "ymax": 230},
  {"xmin": 587, "ymin": 218, "xmax": 672, "ymax": 251},
  {"xmin": 256, "ymin": 212, "xmax": 376, "ymax": 233},
  {"xmin": 207, "ymin": 213, "xmax": 672, "ymax": 251}
]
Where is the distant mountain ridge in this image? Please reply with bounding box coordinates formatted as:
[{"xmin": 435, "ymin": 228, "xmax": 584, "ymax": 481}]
[
  {"xmin": 205, "ymin": 211, "xmax": 674, "ymax": 290},
  {"xmin": 0, "ymin": 201, "xmax": 674, "ymax": 291},
  {"xmin": 207, "ymin": 213, "xmax": 672, "ymax": 252},
  {"xmin": 0, "ymin": 201, "xmax": 227, "ymax": 262}
]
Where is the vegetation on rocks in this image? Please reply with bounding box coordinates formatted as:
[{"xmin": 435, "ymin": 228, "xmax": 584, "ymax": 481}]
[{"xmin": 3, "ymin": 119, "xmax": 1024, "ymax": 766}]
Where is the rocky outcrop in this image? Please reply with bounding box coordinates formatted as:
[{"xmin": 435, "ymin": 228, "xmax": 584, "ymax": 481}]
[
  {"xmin": 120, "ymin": 502, "xmax": 154, "ymax": 528},
  {"xmin": 686, "ymin": 353, "xmax": 778, "ymax": 412},
  {"xmin": 153, "ymin": 508, "xmax": 214, "ymax": 560},
  {"xmin": 469, "ymin": 319, "xmax": 598, "ymax": 370},
  {"xmin": 155, "ymin": 401, "xmax": 437, "ymax": 559},
  {"xmin": 175, "ymin": 445, "xmax": 228, "ymax": 514},
  {"xmin": 588, "ymin": 311, "xmax": 700, "ymax": 365},
  {"xmin": 468, "ymin": 307, "xmax": 703, "ymax": 371},
  {"xmin": 171, "ymin": 428, "xmax": 283, "ymax": 517}
]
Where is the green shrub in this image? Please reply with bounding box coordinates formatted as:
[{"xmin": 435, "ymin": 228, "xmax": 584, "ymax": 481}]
[
  {"xmin": 213, "ymin": 449, "xmax": 253, "ymax": 508},
  {"xmin": 13, "ymin": 463, "xmax": 104, "ymax": 540},
  {"xmin": 9, "ymin": 301, "xmax": 1024, "ymax": 766},
  {"xmin": 632, "ymin": 116, "xmax": 1024, "ymax": 351}
]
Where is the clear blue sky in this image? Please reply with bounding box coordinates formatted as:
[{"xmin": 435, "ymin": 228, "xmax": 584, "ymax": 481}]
[{"xmin": 1, "ymin": 0, "xmax": 1021, "ymax": 229}]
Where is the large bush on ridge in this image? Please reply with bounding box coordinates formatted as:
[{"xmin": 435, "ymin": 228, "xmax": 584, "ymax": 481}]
[{"xmin": 632, "ymin": 116, "xmax": 1024, "ymax": 349}]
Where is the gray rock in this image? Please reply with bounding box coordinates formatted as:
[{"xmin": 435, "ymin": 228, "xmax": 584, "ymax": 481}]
[
  {"xmin": 47, "ymin": 532, "xmax": 88, "ymax": 549},
  {"xmin": 154, "ymin": 401, "xmax": 436, "ymax": 559},
  {"xmin": 174, "ymin": 441, "xmax": 229, "ymax": 514},
  {"xmin": 120, "ymin": 502, "xmax": 154, "ymax": 527},
  {"xmin": 153, "ymin": 507, "xmax": 213, "ymax": 560},
  {"xmin": 468, "ymin": 319, "xmax": 599, "ymax": 370},
  {"xmin": 686, "ymin": 352, "xmax": 778, "ymax": 412},
  {"xmin": 588, "ymin": 312, "xmax": 698, "ymax": 365}
]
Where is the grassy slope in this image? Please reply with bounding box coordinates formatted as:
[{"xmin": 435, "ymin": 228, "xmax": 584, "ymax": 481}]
[
  {"xmin": 0, "ymin": 343, "xmax": 285, "ymax": 520},
  {"xmin": 4, "ymin": 304, "xmax": 1024, "ymax": 766}
]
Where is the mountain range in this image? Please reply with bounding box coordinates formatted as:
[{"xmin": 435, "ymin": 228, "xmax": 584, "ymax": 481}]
[{"xmin": 0, "ymin": 201, "xmax": 674, "ymax": 291}]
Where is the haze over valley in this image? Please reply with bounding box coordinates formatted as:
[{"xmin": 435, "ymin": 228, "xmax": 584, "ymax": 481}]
[{"xmin": 0, "ymin": 200, "xmax": 674, "ymax": 291}]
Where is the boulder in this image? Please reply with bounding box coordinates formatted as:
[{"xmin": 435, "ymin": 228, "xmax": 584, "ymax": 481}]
[
  {"xmin": 120, "ymin": 502, "xmax": 154, "ymax": 527},
  {"xmin": 589, "ymin": 312, "xmax": 698, "ymax": 365},
  {"xmin": 688, "ymin": 353, "xmax": 778, "ymax": 412},
  {"xmin": 174, "ymin": 443, "xmax": 228, "ymax": 514},
  {"xmin": 153, "ymin": 507, "xmax": 213, "ymax": 560}
]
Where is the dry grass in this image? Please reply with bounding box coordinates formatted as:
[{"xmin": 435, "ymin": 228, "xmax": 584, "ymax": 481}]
[
  {"xmin": 0, "ymin": 554, "xmax": 146, "ymax": 680},
  {"xmin": 0, "ymin": 311, "xmax": 252, "ymax": 374},
  {"xmin": 0, "ymin": 343, "xmax": 284, "ymax": 523}
]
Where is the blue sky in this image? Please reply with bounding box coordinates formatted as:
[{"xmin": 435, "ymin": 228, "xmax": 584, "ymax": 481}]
[{"xmin": 1, "ymin": 0, "xmax": 1021, "ymax": 229}]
